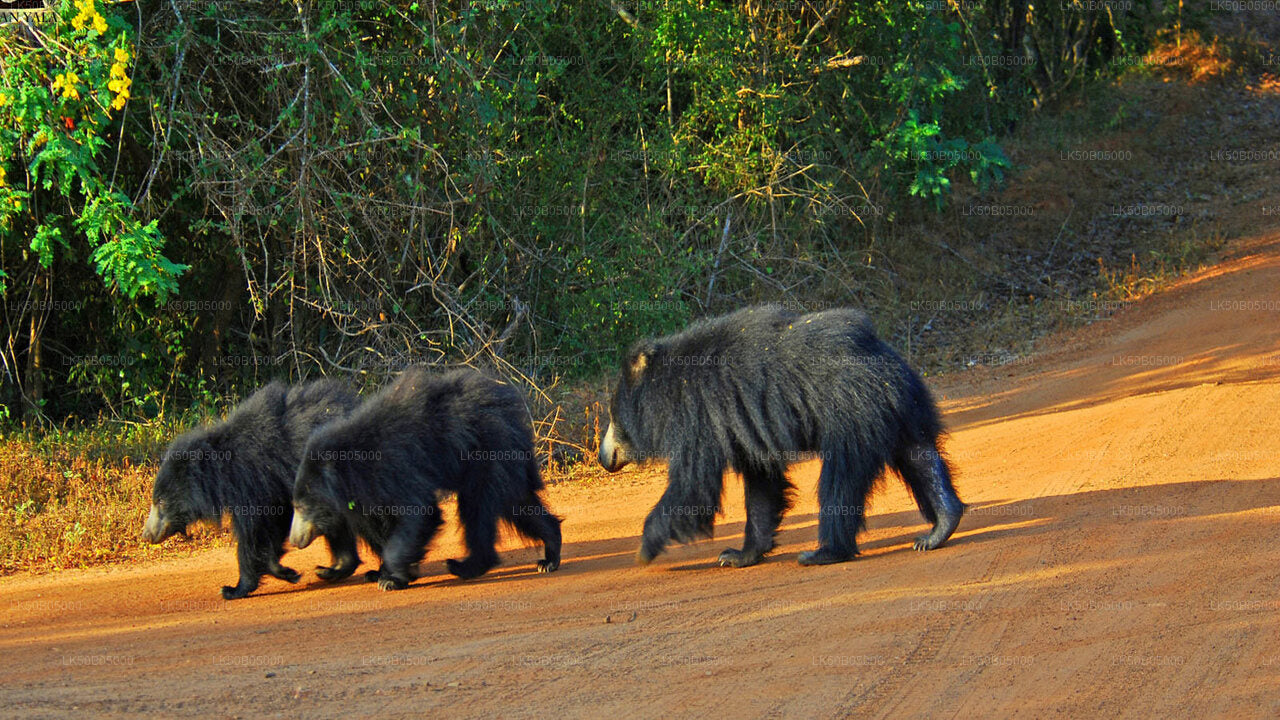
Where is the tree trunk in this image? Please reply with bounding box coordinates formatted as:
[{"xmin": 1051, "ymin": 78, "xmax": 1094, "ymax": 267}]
[{"xmin": 23, "ymin": 270, "xmax": 48, "ymax": 420}]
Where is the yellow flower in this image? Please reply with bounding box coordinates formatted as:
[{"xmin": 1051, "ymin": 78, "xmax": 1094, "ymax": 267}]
[
  {"xmin": 52, "ymin": 72, "xmax": 81, "ymax": 100},
  {"xmin": 70, "ymin": 0, "xmax": 105, "ymax": 33},
  {"xmin": 0, "ymin": 92, "xmax": 8, "ymax": 107},
  {"xmin": 114, "ymin": 47, "xmax": 130, "ymax": 65},
  {"xmin": 108, "ymin": 57, "xmax": 132, "ymax": 111},
  {"xmin": 110, "ymin": 80, "xmax": 131, "ymax": 110},
  {"xmin": 0, "ymin": 166, "xmax": 6, "ymax": 188}
]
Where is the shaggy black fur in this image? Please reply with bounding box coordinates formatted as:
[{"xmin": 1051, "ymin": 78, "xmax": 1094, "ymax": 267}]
[
  {"xmin": 142, "ymin": 380, "xmax": 362, "ymax": 599},
  {"xmin": 598, "ymin": 304, "xmax": 965, "ymax": 567},
  {"xmin": 290, "ymin": 367, "xmax": 562, "ymax": 591}
]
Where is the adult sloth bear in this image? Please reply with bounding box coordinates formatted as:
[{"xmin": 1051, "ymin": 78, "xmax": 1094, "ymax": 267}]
[
  {"xmin": 142, "ymin": 380, "xmax": 362, "ymax": 599},
  {"xmin": 289, "ymin": 367, "xmax": 562, "ymax": 591},
  {"xmin": 598, "ymin": 304, "xmax": 965, "ymax": 567}
]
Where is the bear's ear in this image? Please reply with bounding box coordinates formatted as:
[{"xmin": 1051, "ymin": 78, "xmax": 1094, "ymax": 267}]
[{"xmin": 625, "ymin": 342, "xmax": 656, "ymax": 385}]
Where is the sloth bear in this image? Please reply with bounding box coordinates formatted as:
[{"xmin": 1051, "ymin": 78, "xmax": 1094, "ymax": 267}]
[
  {"xmin": 142, "ymin": 379, "xmax": 362, "ymax": 599},
  {"xmin": 289, "ymin": 367, "xmax": 562, "ymax": 591},
  {"xmin": 598, "ymin": 304, "xmax": 965, "ymax": 567}
]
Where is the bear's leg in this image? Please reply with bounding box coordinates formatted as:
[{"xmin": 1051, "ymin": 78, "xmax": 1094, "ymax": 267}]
[
  {"xmin": 896, "ymin": 442, "xmax": 965, "ymax": 551},
  {"xmin": 222, "ymin": 564, "xmax": 262, "ymax": 599},
  {"xmin": 374, "ymin": 532, "xmax": 415, "ymax": 591},
  {"xmin": 448, "ymin": 490, "xmax": 501, "ymax": 580},
  {"xmin": 719, "ymin": 464, "xmax": 792, "ymax": 568},
  {"xmin": 375, "ymin": 512, "xmax": 440, "ymax": 591},
  {"xmin": 263, "ymin": 514, "xmax": 301, "ymax": 584},
  {"xmin": 363, "ymin": 537, "xmax": 388, "ymax": 584},
  {"xmin": 639, "ymin": 452, "xmax": 724, "ymax": 564},
  {"xmin": 317, "ymin": 524, "xmax": 361, "ymax": 581},
  {"xmin": 222, "ymin": 531, "xmax": 269, "ymax": 599},
  {"xmin": 798, "ymin": 451, "xmax": 871, "ymax": 566},
  {"xmin": 507, "ymin": 491, "xmax": 562, "ymax": 573},
  {"xmin": 894, "ymin": 445, "xmax": 939, "ymax": 527}
]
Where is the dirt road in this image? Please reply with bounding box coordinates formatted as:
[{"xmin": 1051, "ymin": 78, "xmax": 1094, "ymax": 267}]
[{"xmin": 3, "ymin": 235, "xmax": 1280, "ymax": 719}]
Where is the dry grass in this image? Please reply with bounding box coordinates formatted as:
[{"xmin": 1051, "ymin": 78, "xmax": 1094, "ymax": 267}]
[
  {"xmin": 0, "ymin": 421, "xmax": 230, "ymax": 575},
  {"xmin": 1147, "ymin": 30, "xmax": 1239, "ymax": 84}
]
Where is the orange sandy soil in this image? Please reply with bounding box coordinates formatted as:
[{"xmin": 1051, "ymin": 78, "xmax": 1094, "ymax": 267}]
[{"xmin": 3, "ymin": 234, "xmax": 1280, "ymax": 718}]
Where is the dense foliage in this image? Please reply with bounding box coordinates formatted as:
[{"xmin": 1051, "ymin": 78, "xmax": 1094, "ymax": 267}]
[{"xmin": 1, "ymin": 0, "xmax": 1165, "ymax": 422}]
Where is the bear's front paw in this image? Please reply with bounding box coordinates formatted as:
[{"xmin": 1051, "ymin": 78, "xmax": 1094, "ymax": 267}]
[
  {"xmin": 536, "ymin": 558, "xmax": 560, "ymax": 573},
  {"xmin": 717, "ymin": 548, "xmax": 761, "ymax": 568},
  {"xmin": 636, "ymin": 544, "xmax": 659, "ymax": 565},
  {"xmin": 221, "ymin": 585, "xmax": 249, "ymax": 600},
  {"xmin": 376, "ymin": 575, "xmax": 408, "ymax": 591}
]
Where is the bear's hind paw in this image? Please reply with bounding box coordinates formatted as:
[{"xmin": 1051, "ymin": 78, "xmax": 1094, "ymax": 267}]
[
  {"xmin": 797, "ymin": 548, "xmax": 855, "ymax": 566},
  {"xmin": 316, "ymin": 564, "xmax": 356, "ymax": 581}
]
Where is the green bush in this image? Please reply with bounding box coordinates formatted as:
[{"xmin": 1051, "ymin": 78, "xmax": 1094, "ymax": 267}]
[{"xmin": 1, "ymin": 0, "xmax": 1164, "ymax": 422}]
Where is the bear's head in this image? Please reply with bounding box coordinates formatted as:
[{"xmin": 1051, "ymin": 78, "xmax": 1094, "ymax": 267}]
[
  {"xmin": 599, "ymin": 341, "xmax": 660, "ymax": 472},
  {"xmin": 142, "ymin": 429, "xmax": 224, "ymax": 543},
  {"xmin": 290, "ymin": 446, "xmax": 346, "ymax": 549}
]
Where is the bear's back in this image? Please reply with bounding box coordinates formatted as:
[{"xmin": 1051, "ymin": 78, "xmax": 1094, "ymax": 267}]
[
  {"xmin": 659, "ymin": 304, "xmax": 878, "ymax": 363},
  {"xmin": 342, "ymin": 366, "xmax": 529, "ymax": 449},
  {"xmin": 282, "ymin": 379, "xmax": 359, "ymax": 455},
  {"xmin": 219, "ymin": 381, "xmax": 290, "ymax": 446}
]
